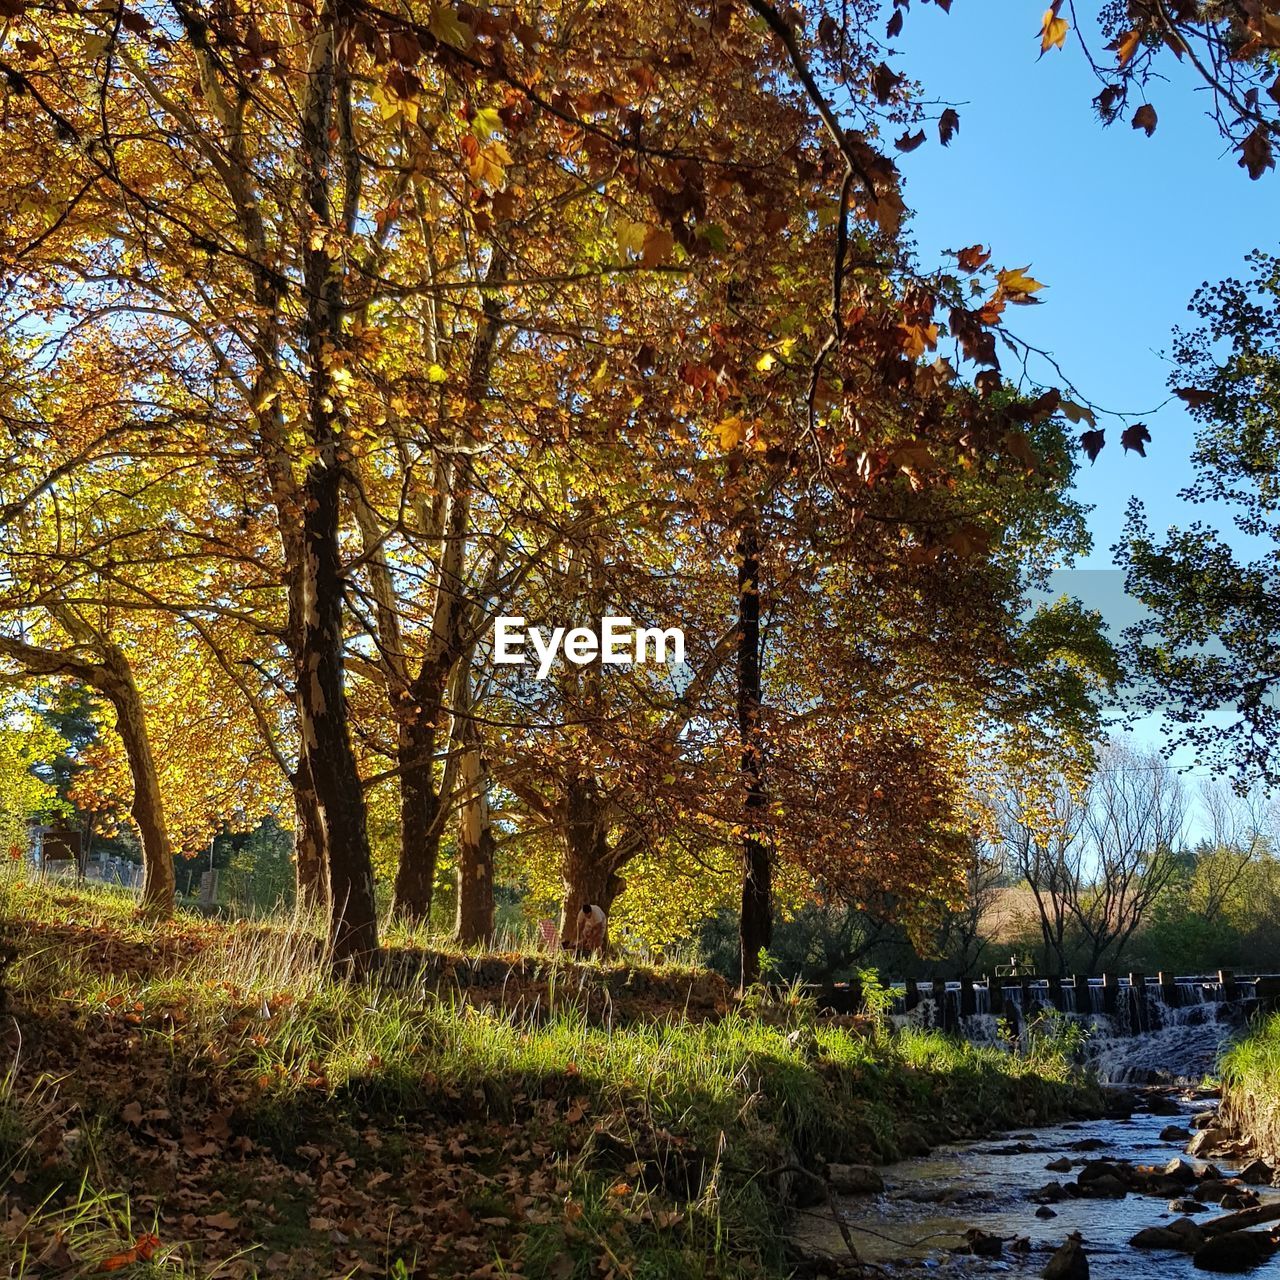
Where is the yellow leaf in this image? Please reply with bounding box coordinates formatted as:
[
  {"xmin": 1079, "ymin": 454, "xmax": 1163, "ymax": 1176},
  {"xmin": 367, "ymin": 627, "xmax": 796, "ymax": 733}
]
[
  {"xmin": 714, "ymin": 415, "xmax": 746, "ymax": 450},
  {"xmin": 615, "ymin": 218, "xmax": 648, "ymax": 261},
  {"xmin": 427, "ymin": 364, "xmax": 447, "ymax": 384},
  {"xmin": 1116, "ymin": 28, "xmax": 1140, "ymax": 67},
  {"xmin": 995, "ymin": 266, "xmax": 1045, "ymax": 301},
  {"xmin": 430, "ymin": 5, "xmax": 473, "ymax": 49},
  {"xmin": 1038, "ymin": 7, "xmax": 1069, "ymax": 54},
  {"xmin": 755, "ymin": 352, "xmax": 777, "ymax": 372},
  {"xmin": 471, "ymin": 107, "xmax": 503, "ymax": 140}
]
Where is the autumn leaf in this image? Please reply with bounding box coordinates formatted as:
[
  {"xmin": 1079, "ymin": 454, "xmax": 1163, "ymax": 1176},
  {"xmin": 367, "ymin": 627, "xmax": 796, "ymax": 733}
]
[
  {"xmin": 1059, "ymin": 400, "xmax": 1097, "ymax": 427},
  {"xmin": 1114, "ymin": 29, "xmax": 1141, "ymax": 67},
  {"xmin": 120, "ymin": 1100, "xmax": 143, "ymax": 1125},
  {"xmin": 1038, "ymin": 3, "xmax": 1069, "ymax": 55},
  {"xmin": 895, "ymin": 129, "xmax": 926, "ymax": 153},
  {"xmin": 870, "ymin": 62, "xmax": 904, "ymax": 104},
  {"xmin": 641, "ymin": 226, "xmax": 675, "ymax": 267},
  {"xmin": 714, "ymin": 416, "xmax": 746, "ymax": 450},
  {"xmin": 898, "ymin": 322, "xmax": 939, "ymax": 359},
  {"xmin": 995, "ymin": 266, "xmax": 1045, "ymax": 302},
  {"xmin": 1239, "ymin": 125, "xmax": 1275, "ymax": 180},
  {"xmin": 1080, "ymin": 428, "xmax": 1106, "ymax": 462},
  {"xmin": 1174, "ymin": 386, "xmax": 1214, "ymax": 408},
  {"xmin": 1120, "ymin": 422, "xmax": 1151, "ymax": 455},
  {"xmin": 99, "ymin": 1234, "xmax": 160, "ymax": 1272},
  {"xmin": 955, "ymin": 244, "xmax": 991, "ymax": 273},
  {"xmin": 939, "ymin": 109, "xmax": 960, "ymax": 147},
  {"xmin": 1132, "ymin": 103, "xmax": 1158, "ymax": 136},
  {"xmin": 886, "ymin": 8, "xmax": 903, "ymax": 38},
  {"xmin": 429, "ymin": 5, "xmax": 473, "ymax": 49}
]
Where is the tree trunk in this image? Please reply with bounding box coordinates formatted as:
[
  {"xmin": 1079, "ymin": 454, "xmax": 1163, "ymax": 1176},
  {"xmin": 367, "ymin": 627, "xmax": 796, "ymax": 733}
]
[
  {"xmin": 559, "ymin": 776, "xmax": 625, "ymax": 946},
  {"xmin": 291, "ymin": 756, "xmax": 326, "ymax": 912},
  {"xmin": 101, "ymin": 648, "xmax": 175, "ymax": 917},
  {"xmin": 737, "ymin": 520, "xmax": 772, "ymax": 988},
  {"xmin": 297, "ymin": 10, "xmax": 378, "ymax": 974},
  {"xmin": 392, "ymin": 713, "xmax": 442, "ymax": 925},
  {"xmin": 455, "ymin": 688, "xmax": 495, "ymax": 947},
  {"xmin": 454, "ymin": 664, "xmax": 494, "ymax": 945}
]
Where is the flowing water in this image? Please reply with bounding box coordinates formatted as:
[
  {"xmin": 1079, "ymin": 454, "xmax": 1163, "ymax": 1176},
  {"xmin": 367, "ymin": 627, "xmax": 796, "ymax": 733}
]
[
  {"xmin": 793, "ymin": 982, "xmax": 1278, "ymax": 1276},
  {"xmin": 792, "ymin": 1099, "xmax": 1279, "ymax": 1277}
]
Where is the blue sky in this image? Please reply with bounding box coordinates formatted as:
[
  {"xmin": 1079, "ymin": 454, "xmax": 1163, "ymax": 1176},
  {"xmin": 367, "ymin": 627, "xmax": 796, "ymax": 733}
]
[{"xmin": 890, "ymin": 2, "xmax": 1276, "ymax": 574}]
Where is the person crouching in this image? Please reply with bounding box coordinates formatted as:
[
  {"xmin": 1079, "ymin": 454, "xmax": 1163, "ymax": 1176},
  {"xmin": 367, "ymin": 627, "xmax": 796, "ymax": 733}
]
[{"xmin": 575, "ymin": 903, "xmax": 607, "ymax": 958}]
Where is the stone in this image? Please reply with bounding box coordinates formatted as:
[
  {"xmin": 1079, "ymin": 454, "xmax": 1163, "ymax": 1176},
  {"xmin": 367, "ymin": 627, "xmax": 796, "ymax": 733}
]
[
  {"xmin": 1191, "ymin": 1110, "xmax": 1220, "ymax": 1131},
  {"xmin": 1189, "ymin": 1129, "xmax": 1230, "ymax": 1157},
  {"xmin": 1192, "ymin": 1231, "xmax": 1279, "ymax": 1272},
  {"xmin": 1036, "ymin": 1206, "xmax": 1058, "ymax": 1219},
  {"xmin": 1132, "ymin": 1226, "xmax": 1188, "ymax": 1250},
  {"xmin": 1043, "ymin": 1233, "xmax": 1089, "ymax": 1280},
  {"xmin": 1198, "ymin": 1179, "xmax": 1239, "ymax": 1199},
  {"xmin": 1070, "ymin": 1137, "xmax": 1107, "ymax": 1152},
  {"xmin": 1168, "ymin": 1218, "xmax": 1207, "ymax": 1248},
  {"xmin": 1045, "ymin": 1157, "xmax": 1073, "ymax": 1172},
  {"xmin": 1165, "ymin": 1158, "xmax": 1200, "ymax": 1184},
  {"xmin": 1162, "ymin": 1125, "xmax": 1194, "ymax": 1142},
  {"xmin": 825, "ymin": 1163, "xmax": 883, "ymax": 1195},
  {"xmin": 1170, "ymin": 1199, "xmax": 1209, "ymax": 1214},
  {"xmin": 1077, "ymin": 1172, "xmax": 1126, "ymax": 1199},
  {"xmin": 1148, "ymin": 1095, "xmax": 1183, "ymax": 1116},
  {"xmin": 1237, "ymin": 1159, "xmax": 1273, "ymax": 1186},
  {"xmin": 1219, "ymin": 1193, "xmax": 1258, "ymax": 1212},
  {"xmin": 1033, "ymin": 1180, "xmax": 1067, "ymax": 1203}
]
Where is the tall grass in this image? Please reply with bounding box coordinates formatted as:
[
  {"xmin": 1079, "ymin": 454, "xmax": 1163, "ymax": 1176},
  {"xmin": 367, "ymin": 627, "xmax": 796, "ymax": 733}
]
[{"xmin": 1221, "ymin": 1012, "xmax": 1280, "ymax": 1155}]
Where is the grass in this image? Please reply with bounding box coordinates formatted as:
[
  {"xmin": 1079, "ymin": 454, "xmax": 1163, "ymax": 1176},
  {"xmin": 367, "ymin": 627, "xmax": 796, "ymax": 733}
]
[
  {"xmin": 1220, "ymin": 1011, "xmax": 1280, "ymax": 1157},
  {"xmin": 0, "ymin": 874, "xmax": 1105, "ymax": 1278}
]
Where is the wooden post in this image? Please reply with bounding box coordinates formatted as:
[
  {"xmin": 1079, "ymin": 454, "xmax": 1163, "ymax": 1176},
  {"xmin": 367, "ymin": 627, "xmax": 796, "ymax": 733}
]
[
  {"xmin": 1219, "ymin": 969, "xmax": 1239, "ymax": 1002},
  {"xmin": 903, "ymin": 980, "xmax": 920, "ymax": 1012},
  {"xmin": 1158, "ymin": 969, "xmax": 1178, "ymax": 1009},
  {"xmin": 959, "ymin": 977, "xmax": 976, "ymax": 1018},
  {"xmin": 1129, "ymin": 971, "xmax": 1147, "ymax": 1031},
  {"xmin": 1046, "ymin": 974, "xmax": 1063, "ymax": 1012},
  {"xmin": 1102, "ymin": 971, "xmax": 1118, "ymax": 1016},
  {"xmin": 932, "ymin": 978, "xmax": 951, "ymax": 1032}
]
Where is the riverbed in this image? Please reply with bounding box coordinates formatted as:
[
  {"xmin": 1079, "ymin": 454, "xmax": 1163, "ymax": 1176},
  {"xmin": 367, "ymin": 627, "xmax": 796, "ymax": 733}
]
[{"xmin": 792, "ymin": 1096, "xmax": 1280, "ymax": 1277}]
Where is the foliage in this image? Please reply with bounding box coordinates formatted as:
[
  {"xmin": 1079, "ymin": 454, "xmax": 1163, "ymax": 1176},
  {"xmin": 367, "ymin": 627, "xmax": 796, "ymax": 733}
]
[
  {"xmin": 1124, "ymin": 251, "xmax": 1280, "ymax": 787},
  {"xmin": 1222, "ymin": 1012, "xmax": 1280, "ymax": 1157}
]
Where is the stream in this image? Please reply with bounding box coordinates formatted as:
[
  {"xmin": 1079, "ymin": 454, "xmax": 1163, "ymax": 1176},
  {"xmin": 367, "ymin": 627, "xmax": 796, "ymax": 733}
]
[{"xmin": 793, "ymin": 1095, "xmax": 1280, "ymax": 1276}]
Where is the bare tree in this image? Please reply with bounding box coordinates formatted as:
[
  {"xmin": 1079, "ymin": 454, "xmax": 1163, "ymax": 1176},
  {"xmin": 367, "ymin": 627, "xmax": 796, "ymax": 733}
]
[{"xmin": 999, "ymin": 741, "xmax": 1188, "ymax": 974}]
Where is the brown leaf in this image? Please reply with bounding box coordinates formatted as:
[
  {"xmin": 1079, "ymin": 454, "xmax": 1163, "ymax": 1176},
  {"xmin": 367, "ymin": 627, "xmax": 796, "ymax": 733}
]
[
  {"xmin": 894, "ymin": 129, "xmax": 926, "ymax": 153},
  {"xmin": 886, "ymin": 8, "xmax": 904, "ymax": 38},
  {"xmin": 870, "ymin": 62, "xmax": 904, "ymax": 104},
  {"xmin": 1239, "ymin": 125, "xmax": 1275, "ymax": 180},
  {"xmin": 120, "ymin": 1101, "xmax": 143, "ymax": 1126},
  {"xmin": 1120, "ymin": 422, "xmax": 1151, "ymax": 456},
  {"xmin": 1174, "ymin": 386, "xmax": 1214, "ymax": 408},
  {"xmin": 1079, "ymin": 428, "xmax": 1105, "ymax": 463},
  {"xmin": 1132, "ymin": 103, "xmax": 1158, "ymax": 136},
  {"xmin": 939, "ymin": 108, "xmax": 960, "ymax": 147},
  {"xmin": 204, "ymin": 1212, "xmax": 239, "ymax": 1231},
  {"xmin": 955, "ymin": 244, "xmax": 991, "ymax": 273}
]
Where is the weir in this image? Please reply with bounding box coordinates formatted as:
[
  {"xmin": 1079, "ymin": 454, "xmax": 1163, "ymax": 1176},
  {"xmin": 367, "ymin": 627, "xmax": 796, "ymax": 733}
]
[{"xmin": 814, "ymin": 972, "xmax": 1280, "ymax": 1084}]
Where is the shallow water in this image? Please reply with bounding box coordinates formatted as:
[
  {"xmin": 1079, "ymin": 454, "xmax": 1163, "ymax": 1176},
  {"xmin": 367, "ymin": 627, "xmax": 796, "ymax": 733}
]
[{"xmin": 792, "ymin": 1100, "xmax": 1280, "ymax": 1278}]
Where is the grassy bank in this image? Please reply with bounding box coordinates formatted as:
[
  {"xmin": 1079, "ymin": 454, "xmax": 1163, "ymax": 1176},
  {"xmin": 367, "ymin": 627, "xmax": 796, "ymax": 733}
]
[
  {"xmin": 1221, "ymin": 1011, "xmax": 1280, "ymax": 1157},
  {"xmin": 0, "ymin": 879, "xmax": 1104, "ymax": 1278}
]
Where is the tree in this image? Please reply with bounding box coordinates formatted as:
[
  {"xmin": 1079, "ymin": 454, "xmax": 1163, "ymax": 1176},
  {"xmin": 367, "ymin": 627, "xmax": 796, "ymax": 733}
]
[{"xmin": 1124, "ymin": 251, "xmax": 1280, "ymax": 785}]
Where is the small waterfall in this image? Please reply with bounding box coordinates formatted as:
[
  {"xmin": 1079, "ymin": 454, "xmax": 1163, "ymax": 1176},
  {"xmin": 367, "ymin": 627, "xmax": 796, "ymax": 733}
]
[{"xmin": 876, "ymin": 973, "xmax": 1265, "ymax": 1084}]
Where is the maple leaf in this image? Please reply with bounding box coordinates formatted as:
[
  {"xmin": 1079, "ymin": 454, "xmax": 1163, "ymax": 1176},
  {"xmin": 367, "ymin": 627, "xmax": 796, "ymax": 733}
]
[
  {"xmin": 429, "ymin": 5, "xmax": 473, "ymax": 49},
  {"xmin": 895, "ymin": 129, "xmax": 926, "ymax": 153},
  {"xmin": 870, "ymin": 62, "xmax": 904, "ymax": 104},
  {"xmin": 1059, "ymin": 400, "xmax": 1096, "ymax": 427},
  {"xmin": 641, "ymin": 226, "xmax": 675, "ymax": 267},
  {"xmin": 887, "ymin": 9, "xmax": 903, "ymax": 38},
  {"xmin": 996, "ymin": 266, "xmax": 1045, "ymax": 303},
  {"xmin": 955, "ymin": 244, "xmax": 991, "ymax": 273},
  {"xmin": 939, "ymin": 109, "xmax": 960, "ymax": 147},
  {"xmin": 1038, "ymin": 3, "xmax": 1069, "ymax": 55},
  {"xmin": 1174, "ymin": 386, "xmax": 1214, "ymax": 408},
  {"xmin": 1080, "ymin": 428, "xmax": 1106, "ymax": 462},
  {"xmin": 1239, "ymin": 125, "xmax": 1275, "ymax": 180},
  {"xmin": 1114, "ymin": 28, "xmax": 1141, "ymax": 67},
  {"xmin": 1132, "ymin": 103, "xmax": 1158, "ymax": 137},
  {"xmin": 1120, "ymin": 422, "xmax": 1151, "ymax": 455}
]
